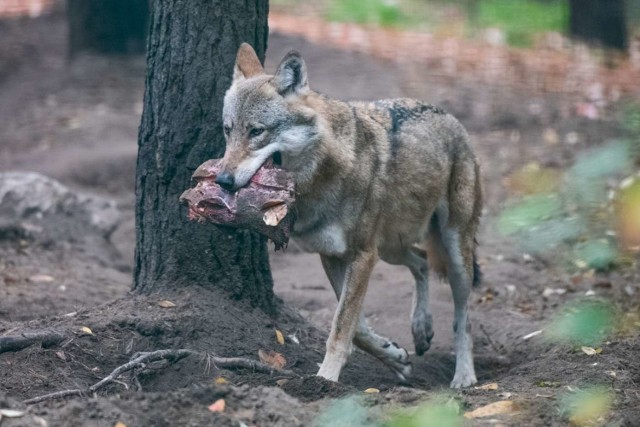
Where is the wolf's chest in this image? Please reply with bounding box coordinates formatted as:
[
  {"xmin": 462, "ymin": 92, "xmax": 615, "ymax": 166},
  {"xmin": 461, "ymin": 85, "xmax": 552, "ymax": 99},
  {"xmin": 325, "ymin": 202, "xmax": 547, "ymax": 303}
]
[{"xmin": 292, "ymin": 221, "xmax": 347, "ymax": 256}]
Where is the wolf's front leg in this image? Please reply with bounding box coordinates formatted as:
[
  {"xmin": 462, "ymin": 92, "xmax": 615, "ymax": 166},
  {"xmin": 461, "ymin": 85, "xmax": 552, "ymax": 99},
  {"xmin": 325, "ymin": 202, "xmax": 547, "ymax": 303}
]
[{"xmin": 317, "ymin": 248, "xmax": 377, "ymax": 381}]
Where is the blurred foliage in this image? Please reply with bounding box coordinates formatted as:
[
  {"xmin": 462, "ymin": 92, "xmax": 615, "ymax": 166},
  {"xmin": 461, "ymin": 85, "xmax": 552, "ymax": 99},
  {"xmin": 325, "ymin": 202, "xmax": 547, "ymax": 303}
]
[
  {"xmin": 476, "ymin": 0, "xmax": 568, "ymax": 46},
  {"xmin": 312, "ymin": 393, "xmax": 463, "ymax": 427},
  {"xmin": 497, "ymin": 139, "xmax": 636, "ymax": 271},
  {"xmin": 326, "ymin": 0, "xmax": 406, "ymax": 27},
  {"xmin": 382, "ymin": 394, "xmax": 463, "ymax": 427},
  {"xmin": 275, "ymin": 0, "xmax": 574, "ymax": 47},
  {"xmin": 558, "ymin": 386, "xmax": 613, "ymax": 427},
  {"xmin": 312, "ymin": 395, "xmax": 375, "ymax": 427},
  {"xmin": 547, "ymin": 300, "xmax": 615, "ymax": 346}
]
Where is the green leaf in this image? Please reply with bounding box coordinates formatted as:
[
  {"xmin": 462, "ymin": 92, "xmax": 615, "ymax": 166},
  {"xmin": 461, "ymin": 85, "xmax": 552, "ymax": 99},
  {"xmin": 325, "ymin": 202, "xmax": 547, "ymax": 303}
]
[
  {"xmin": 573, "ymin": 239, "xmax": 617, "ymax": 270},
  {"xmin": 497, "ymin": 194, "xmax": 563, "ymax": 235},
  {"xmin": 548, "ymin": 301, "xmax": 615, "ymax": 346}
]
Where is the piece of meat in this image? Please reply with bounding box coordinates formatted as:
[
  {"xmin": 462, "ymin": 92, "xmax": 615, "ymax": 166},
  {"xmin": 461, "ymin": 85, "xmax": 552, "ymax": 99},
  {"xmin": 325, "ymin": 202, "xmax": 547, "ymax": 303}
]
[{"xmin": 179, "ymin": 159, "xmax": 296, "ymax": 250}]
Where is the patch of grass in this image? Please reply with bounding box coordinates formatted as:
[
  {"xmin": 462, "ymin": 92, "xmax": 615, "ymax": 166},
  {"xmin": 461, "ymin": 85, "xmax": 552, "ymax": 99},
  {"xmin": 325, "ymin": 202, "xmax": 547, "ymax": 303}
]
[
  {"xmin": 477, "ymin": 0, "xmax": 568, "ymax": 47},
  {"xmin": 326, "ymin": 0, "xmax": 406, "ymax": 28}
]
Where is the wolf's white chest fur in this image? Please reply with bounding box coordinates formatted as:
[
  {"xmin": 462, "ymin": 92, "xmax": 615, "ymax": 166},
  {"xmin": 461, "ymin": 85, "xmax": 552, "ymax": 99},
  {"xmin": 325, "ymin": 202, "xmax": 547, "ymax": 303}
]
[{"xmin": 292, "ymin": 222, "xmax": 347, "ymax": 256}]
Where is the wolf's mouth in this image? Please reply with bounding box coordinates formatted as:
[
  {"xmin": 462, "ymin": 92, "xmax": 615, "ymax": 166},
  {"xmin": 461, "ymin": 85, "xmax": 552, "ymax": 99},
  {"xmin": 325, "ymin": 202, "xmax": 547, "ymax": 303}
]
[{"xmin": 272, "ymin": 151, "xmax": 282, "ymax": 166}]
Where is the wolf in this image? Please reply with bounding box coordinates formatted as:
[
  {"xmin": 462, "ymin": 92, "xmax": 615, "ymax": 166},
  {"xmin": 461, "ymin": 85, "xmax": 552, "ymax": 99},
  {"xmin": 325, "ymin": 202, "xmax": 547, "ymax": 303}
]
[{"xmin": 218, "ymin": 43, "xmax": 482, "ymax": 388}]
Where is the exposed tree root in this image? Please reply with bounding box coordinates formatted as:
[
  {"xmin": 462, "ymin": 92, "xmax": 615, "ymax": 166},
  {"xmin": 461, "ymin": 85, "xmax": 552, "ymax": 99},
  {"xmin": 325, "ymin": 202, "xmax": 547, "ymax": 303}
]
[
  {"xmin": 0, "ymin": 331, "xmax": 65, "ymax": 354},
  {"xmin": 23, "ymin": 349, "xmax": 296, "ymax": 405}
]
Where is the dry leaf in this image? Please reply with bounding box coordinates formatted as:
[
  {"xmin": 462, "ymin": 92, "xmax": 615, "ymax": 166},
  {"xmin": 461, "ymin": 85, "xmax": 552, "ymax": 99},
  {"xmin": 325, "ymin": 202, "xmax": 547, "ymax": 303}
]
[
  {"xmin": 498, "ymin": 392, "xmax": 513, "ymax": 399},
  {"xmin": 114, "ymin": 422, "xmax": 128, "ymax": 427},
  {"xmin": 28, "ymin": 274, "xmax": 55, "ymax": 283},
  {"xmin": 55, "ymin": 351, "xmax": 66, "ymax": 361},
  {"xmin": 263, "ymin": 204, "xmax": 288, "ymax": 226},
  {"xmin": 581, "ymin": 346, "xmax": 598, "ymax": 356},
  {"xmin": 157, "ymin": 300, "xmax": 176, "ymax": 308},
  {"xmin": 464, "ymin": 401, "xmax": 519, "ymax": 419},
  {"xmin": 275, "ymin": 329, "xmax": 285, "ymax": 345},
  {"xmin": 258, "ymin": 349, "xmax": 286, "ymax": 370},
  {"xmin": 208, "ymin": 399, "xmax": 225, "ymax": 413},
  {"xmin": 79, "ymin": 326, "xmax": 94, "ymax": 335},
  {"xmin": 475, "ymin": 382, "xmax": 499, "ymax": 391},
  {"xmin": 0, "ymin": 409, "xmax": 26, "ymax": 418},
  {"xmin": 276, "ymin": 379, "xmax": 289, "ymax": 387},
  {"xmin": 363, "ymin": 388, "xmax": 380, "ymax": 394}
]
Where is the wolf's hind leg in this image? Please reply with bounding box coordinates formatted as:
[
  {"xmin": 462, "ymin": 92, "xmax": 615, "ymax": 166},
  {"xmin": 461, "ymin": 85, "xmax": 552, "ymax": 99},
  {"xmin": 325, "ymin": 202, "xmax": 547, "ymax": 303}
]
[
  {"xmin": 405, "ymin": 248, "xmax": 434, "ymax": 356},
  {"xmin": 439, "ymin": 227, "xmax": 477, "ymax": 388}
]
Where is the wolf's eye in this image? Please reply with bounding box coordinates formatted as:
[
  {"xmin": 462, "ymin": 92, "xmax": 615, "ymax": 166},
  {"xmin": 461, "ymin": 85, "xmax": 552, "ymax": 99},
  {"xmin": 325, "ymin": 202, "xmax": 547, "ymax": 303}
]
[
  {"xmin": 249, "ymin": 127, "xmax": 265, "ymax": 138},
  {"xmin": 223, "ymin": 126, "xmax": 231, "ymax": 137}
]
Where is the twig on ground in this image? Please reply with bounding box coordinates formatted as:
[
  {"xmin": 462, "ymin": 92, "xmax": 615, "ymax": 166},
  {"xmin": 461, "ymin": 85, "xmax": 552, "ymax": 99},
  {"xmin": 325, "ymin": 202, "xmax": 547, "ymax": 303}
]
[
  {"xmin": 23, "ymin": 348, "xmax": 296, "ymax": 405},
  {"xmin": 479, "ymin": 323, "xmax": 504, "ymax": 354},
  {"xmin": 0, "ymin": 331, "xmax": 65, "ymax": 355}
]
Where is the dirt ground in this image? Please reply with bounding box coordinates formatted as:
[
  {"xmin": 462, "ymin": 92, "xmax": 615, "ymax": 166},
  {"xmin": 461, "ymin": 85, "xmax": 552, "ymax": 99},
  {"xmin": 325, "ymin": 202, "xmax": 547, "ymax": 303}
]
[{"xmin": 1, "ymin": 8, "xmax": 639, "ymax": 427}]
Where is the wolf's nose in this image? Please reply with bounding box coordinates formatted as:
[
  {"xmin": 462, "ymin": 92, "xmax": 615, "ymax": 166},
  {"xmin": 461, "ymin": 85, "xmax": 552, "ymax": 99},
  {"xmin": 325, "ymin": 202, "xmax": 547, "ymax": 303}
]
[{"xmin": 215, "ymin": 171, "xmax": 235, "ymax": 191}]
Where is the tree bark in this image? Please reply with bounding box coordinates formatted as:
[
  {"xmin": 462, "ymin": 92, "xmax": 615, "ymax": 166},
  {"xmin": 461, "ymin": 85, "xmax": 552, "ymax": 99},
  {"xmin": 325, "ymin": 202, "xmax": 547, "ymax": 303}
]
[
  {"xmin": 134, "ymin": 0, "xmax": 274, "ymax": 313},
  {"xmin": 569, "ymin": 0, "xmax": 627, "ymax": 50},
  {"xmin": 67, "ymin": 0, "xmax": 149, "ymax": 56}
]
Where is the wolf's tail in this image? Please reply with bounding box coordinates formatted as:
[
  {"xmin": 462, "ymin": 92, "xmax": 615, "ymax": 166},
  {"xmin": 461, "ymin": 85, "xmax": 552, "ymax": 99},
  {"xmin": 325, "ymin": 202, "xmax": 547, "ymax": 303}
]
[
  {"xmin": 472, "ymin": 249, "xmax": 482, "ymax": 288},
  {"xmin": 423, "ymin": 213, "xmax": 482, "ymax": 288}
]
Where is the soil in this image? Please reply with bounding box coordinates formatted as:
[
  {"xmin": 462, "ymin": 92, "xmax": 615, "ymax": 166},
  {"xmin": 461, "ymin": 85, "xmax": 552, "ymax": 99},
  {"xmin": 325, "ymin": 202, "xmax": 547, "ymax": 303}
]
[{"xmin": 1, "ymin": 6, "xmax": 639, "ymax": 427}]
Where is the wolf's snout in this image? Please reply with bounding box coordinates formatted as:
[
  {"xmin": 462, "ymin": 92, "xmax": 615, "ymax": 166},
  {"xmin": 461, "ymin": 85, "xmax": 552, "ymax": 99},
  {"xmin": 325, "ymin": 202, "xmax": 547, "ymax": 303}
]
[{"xmin": 215, "ymin": 171, "xmax": 235, "ymax": 191}]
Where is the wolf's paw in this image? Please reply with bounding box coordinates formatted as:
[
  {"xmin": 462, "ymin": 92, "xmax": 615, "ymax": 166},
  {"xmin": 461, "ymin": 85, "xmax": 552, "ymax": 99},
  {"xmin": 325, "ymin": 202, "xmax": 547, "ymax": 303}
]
[
  {"xmin": 450, "ymin": 371, "xmax": 477, "ymax": 389},
  {"xmin": 382, "ymin": 341, "xmax": 412, "ymax": 383},
  {"xmin": 411, "ymin": 313, "xmax": 434, "ymax": 356}
]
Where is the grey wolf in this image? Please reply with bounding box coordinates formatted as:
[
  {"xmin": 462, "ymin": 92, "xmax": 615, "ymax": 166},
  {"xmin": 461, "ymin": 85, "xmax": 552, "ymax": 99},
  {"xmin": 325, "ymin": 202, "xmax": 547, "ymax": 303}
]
[{"xmin": 217, "ymin": 43, "xmax": 482, "ymax": 388}]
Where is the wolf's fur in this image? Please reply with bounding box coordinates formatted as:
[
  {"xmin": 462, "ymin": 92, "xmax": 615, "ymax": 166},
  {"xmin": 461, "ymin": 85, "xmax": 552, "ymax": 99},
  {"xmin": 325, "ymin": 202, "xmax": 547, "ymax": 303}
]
[{"xmin": 220, "ymin": 44, "xmax": 482, "ymax": 388}]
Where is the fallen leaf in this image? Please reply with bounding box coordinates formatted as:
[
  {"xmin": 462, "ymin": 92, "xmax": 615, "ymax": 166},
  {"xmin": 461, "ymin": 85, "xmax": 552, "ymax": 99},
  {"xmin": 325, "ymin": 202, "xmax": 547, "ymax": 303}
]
[
  {"xmin": 0, "ymin": 409, "xmax": 26, "ymax": 418},
  {"xmin": 464, "ymin": 401, "xmax": 519, "ymax": 419},
  {"xmin": 363, "ymin": 388, "xmax": 380, "ymax": 394},
  {"xmin": 28, "ymin": 274, "xmax": 55, "ymax": 283},
  {"xmin": 157, "ymin": 300, "xmax": 176, "ymax": 308},
  {"xmin": 498, "ymin": 392, "xmax": 513, "ymax": 399},
  {"xmin": 276, "ymin": 379, "xmax": 289, "ymax": 387},
  {"xmin": 55, "ymin": 351, "xmax": 66, "ymax": 361},
  {"xmin": 208, "ymin": 399, "xmax": 225, "ymax": 413},
  {"xmin": 114, "ymin": 422, "xmax": 127, "ymax": 427},
  {"xmin": 581, "ymin": 346, "xmax": 600, "ymax": 356},
  {"xmin": 258, "ymin": 349, "xmax": 286, "ymax": 370},
  {"xmin": 214, "ymin": 377, "xmax": 228, "ymax": 385},
  {"xmin": 475, "ymin": 382, "xmax": 499, "ymax": 391},
  {"xmin": 537, "ymin": 380, "xmax": 561, "ymax": 388},
  {"xmin": 536, "ymin": 393, "xmax": 554, "ymax": 399},
  {"xmin": 263, "ymin": 203, "xmax": 288, "ymax": 226},
  {"xmin": 275, "ymin": 329, "xmax": 285, "ymax": 345},
  {"xmin": 79, "ymin": 326, "xmax": 94, "ymax": 335}
]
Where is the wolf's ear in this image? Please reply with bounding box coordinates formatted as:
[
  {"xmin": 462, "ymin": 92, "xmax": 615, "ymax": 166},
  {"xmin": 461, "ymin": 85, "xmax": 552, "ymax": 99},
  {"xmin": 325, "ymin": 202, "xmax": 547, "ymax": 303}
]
[
  {"xmin": 274, "ymin": 51, "xmax": 308, "ymax": 96},
  {"xmin": 233, "ymin": 43, "xmax": 264, "ymax": 82}
]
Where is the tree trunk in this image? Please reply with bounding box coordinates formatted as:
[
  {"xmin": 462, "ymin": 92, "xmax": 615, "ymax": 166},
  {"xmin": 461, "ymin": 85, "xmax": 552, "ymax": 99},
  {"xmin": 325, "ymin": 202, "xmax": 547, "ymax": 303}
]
[
  {"xmin": 134, "ymin": 0, "xmax": 275, "ymax": 313},
  {"xmin": 67, "ymin": 0, "xmax": 149, "ymax": 56},
  {"xmin": 569, "ymin": 0, "xmax": 628, "ymax": 50}
]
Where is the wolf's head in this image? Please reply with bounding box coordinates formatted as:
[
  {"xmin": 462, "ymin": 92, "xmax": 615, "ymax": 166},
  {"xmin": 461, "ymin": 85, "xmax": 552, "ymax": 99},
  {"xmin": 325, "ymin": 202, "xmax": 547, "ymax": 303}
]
[{"xmin": 218, "ymin": 43, "xmax": 320, "ymax": 191}]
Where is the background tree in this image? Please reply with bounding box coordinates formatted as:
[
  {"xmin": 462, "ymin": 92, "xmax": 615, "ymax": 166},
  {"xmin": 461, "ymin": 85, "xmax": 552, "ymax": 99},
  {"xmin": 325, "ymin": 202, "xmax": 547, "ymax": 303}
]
[
  {"xmin": 134, "ymin": 0, "xmax": 275, "ymax": 313},
  {"xmin": 67, "ymin": 0, "xmax": 149, "ymax": 55},
  {"xmin": 569, "ymin": 0, "xmax": 628, "ymax": 50}
]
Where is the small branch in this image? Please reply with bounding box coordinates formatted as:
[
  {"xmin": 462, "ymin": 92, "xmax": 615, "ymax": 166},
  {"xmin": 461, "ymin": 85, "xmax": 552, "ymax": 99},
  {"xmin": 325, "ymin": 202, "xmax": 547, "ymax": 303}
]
[
  {"xmin": 479, "ymin": 323, "xmax": 504, "ymax": 355},
  {"xmin": 0, "ymin": 332, "xmax": 65, "ymax": 355},
  {"xmin": 23, "ymin": 389, "xmax": 84, "ymax": 403},
  {"xmin": 24, "ymin": 349, "xmax": 296, "ymax": 405}
]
